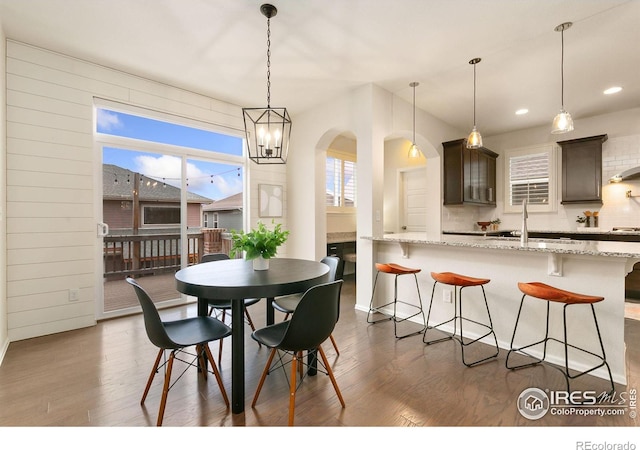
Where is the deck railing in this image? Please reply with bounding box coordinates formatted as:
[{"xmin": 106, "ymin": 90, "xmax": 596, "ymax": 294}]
[{"xmin": 103, "ymin": 233, "xmax": 204, "ymax": 279}]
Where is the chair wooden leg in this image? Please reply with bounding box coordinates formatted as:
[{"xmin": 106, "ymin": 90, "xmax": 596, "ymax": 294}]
[
  {"xmin": 156, "ymin": 351, "xmax": 175, "ymax": 426},
  {"xmin": 289, "ymin": 352, "xmax": 298, "ymax": 426},
  {"xmin": 141, "ymin": 348, "xmax": 163, "ymax": 405},
  {"xmin": 319, "ymin": 345, "xmax": 345, "ymax": 408},
  {"xmin": 329, "ymin": 334, "xmax": 340, "ymax": 355},
  {"xmin": 204, "ymin": 343, "xmax": 229, "ymax": 407},
  {"xmin": 252, "ymin": 348, "xmax": 277, "ymax": 407}
]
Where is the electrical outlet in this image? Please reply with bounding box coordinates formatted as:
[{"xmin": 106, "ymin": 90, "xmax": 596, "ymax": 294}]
[
  {"xmin": 69, "ymin": 288, "xmax": 80, "ymax": 302},
  {"xmin": 442, "ymin": 289, "xmax": 452, "ymax": 303}
]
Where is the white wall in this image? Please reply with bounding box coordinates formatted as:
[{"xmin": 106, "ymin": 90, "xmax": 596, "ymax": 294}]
[
  {"xmin": 0, "ymin": 27, "xmax": 8, "ymax": 362},
  {"xmin": 4, "ymin": 41, "xmax": 284, "ymax": 342}
]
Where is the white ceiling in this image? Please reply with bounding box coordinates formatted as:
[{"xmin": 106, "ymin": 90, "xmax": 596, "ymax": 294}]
[{"xmin": 0, "ymin": 0, "xmax": 638, "ymax": 137}]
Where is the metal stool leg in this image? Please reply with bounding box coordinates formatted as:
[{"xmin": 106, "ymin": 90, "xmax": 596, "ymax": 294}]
[{"xmin": 425, "ymin": 282, "xmax": 498, "ymax": 366}]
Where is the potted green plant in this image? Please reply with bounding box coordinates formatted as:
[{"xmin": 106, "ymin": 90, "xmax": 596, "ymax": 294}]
[{"xmin": 229, "ymin": 220, "xmax": 289, "ymax": 270}]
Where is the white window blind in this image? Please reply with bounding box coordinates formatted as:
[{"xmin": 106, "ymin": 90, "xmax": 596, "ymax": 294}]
[
  {"xmin": 326, "ymin": 152, "xmax": 357, "ymax": 209},
  {"xmin": 504, "ymin": 144, "xmax": 556, "ymax": 213},
  {"xmin": 509, "ymin": 152, "xmax": 550, "ymax": 206}
]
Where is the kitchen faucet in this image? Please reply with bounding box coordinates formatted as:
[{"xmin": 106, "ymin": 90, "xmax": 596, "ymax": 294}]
[{"xmin": 521, "ymin": 199, "xmax": 528, "ymax": 245}]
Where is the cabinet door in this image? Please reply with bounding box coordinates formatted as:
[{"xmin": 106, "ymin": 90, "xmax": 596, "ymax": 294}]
[
  {"xmin": 464, "ymin": 148, "xmax": 480, "ymax": 202},
  {"xmin": 559, "ymin": 134, "xmax": 607, "ymax": 204},
  {"xmin": 443, "ymin": 140, "xmax": 464, "ymax": 205}
]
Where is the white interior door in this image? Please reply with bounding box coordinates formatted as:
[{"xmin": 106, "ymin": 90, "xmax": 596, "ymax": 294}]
[{"xmin": 401, "ymin": 168, "xmax": 427, "ymax": 232}]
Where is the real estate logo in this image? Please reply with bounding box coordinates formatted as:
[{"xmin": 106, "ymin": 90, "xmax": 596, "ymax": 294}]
[{"xmin": 517, "ymin": 387, "xmax": 550, "ymax": 420}]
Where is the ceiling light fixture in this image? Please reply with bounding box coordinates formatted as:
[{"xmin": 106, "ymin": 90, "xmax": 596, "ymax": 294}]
[
  {"xmin": 242, "ymin": 3, "xmax": 291, "ymax": 164},
  {"xmin": 604, "ymin": 86, "xmax": 622, "ymax": 95},
  {"xmin": 551, "ymin": 22, "xmax": 574, "ymax": 134},
  {"xmin": 466, "ymin": 58, "xmax": 483, "ymax": 149},
  {"xmin": 515, "ymin": 108, "xmax": 529, "ymax": 115},
  {"xmin": 408, "ymin": 81, "xmax": 422, "ymax": 158}
]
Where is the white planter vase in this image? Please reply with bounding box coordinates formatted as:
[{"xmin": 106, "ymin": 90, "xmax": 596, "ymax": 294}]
[{"xmin": 252, "ymin": 256, "xmax": 269, "ymax": 271}]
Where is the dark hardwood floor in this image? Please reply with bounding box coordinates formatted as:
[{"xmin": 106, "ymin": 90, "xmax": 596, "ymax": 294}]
[{"xmin": 1, "ymin": 274, "xmax": 638, "ymax": 437}]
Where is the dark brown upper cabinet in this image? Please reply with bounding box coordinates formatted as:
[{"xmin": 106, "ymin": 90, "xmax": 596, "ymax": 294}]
[
  {"xmin": 558, "ymin": 134, "xmax": 607, "ymax": 205},
  {"xmin": 443, "ymin": 138, "xmax": 498, "ymax": 206}
]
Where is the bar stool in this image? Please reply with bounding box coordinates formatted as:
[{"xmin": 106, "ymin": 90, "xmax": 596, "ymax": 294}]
[
  {"xmin": 424, "ymin": 272, "xmax": 499, "ymax": 367},
  {"xmin": 367, "ymin": 263, "xmax": 426, "ymax": 339},
  {"xmin": 506, "ymin": 282, "xmax": 614, "ymax": 393}
]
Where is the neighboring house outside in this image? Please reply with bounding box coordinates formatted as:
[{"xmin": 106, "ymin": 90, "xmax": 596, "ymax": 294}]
[
  {"xmin": 103, "ymin": 164, "xmax": 213, "ymax": 235},
  {"xmin": 202, "ymin": 192, "xmax": 243, "ymax": 232}
]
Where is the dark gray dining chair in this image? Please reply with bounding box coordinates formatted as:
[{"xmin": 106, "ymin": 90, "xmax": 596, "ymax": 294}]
[
  {"xmin": 200, "ymin": 253, "xmax": 263, "ymax": 364},
  {"xmin": 251, "ymin": 280, "xmax": 345, "ymax": 426},
  {"xmin": 126, "ymin": 277, "xmax": 230, "ymax": 426},
  {"xmin": 272, "ymin": 256, "xmax": 344, "ymax": 354}
]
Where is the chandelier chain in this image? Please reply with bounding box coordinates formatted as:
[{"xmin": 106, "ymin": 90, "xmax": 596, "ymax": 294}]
[{"xmin": 266, "ymin": 16, "xmax": 271, "ymax": 107}]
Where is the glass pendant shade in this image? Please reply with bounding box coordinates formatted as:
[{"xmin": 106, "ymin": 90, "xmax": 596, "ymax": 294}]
[
  {"xmin": 467, "ymin": 126, "xmax": 483, "ymax": 149},
  {"xmin": 408, "ymin": 143, "xmax": 421, "ymax": 158},
  {"xmin": 551, "ymin": 109, "xmax": 574, "ymax": 134}
]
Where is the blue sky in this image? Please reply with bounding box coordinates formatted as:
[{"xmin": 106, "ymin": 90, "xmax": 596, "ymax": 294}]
[{"xmin": 98, "ymin": 109, "xmax": 243, "ymax": 201}]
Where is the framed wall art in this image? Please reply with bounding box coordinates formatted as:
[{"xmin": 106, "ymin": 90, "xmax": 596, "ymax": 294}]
[{"xmin": 259, "ymin": 184, "xmax": 283, "ymax": 218}]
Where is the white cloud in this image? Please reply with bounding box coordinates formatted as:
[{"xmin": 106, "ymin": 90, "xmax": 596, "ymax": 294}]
[{"xmin": 96, "ymin": 109, "xmax": 123, "ymax": 132}]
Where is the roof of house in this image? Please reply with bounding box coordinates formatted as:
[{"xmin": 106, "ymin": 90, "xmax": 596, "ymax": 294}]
[
  {"xmin": 202, "ymin": 192, "xmax": 243, "ymax": 212},
  {"xmin": 103, "ymin": 164, "xmax": 212, "ymax": 204}
]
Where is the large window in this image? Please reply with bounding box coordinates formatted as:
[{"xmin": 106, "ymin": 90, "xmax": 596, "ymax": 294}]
[
  {"xmin": 326, "ymin": 150, "xmax": 357, "ymax": 210},
  {"xmin": 504, "ymin": 144, "xmax": 557, "ymax": 213}
]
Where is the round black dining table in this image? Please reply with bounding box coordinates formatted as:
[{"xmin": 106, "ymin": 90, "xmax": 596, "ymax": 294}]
[{"xmin": 175, "ymin": 257, "xmax": 330, "ymax": 414}]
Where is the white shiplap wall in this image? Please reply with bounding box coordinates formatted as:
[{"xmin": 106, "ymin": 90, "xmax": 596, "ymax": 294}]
[{"xmin": 5, "ymin": 41, "xmax": 284, "ymax": 341}]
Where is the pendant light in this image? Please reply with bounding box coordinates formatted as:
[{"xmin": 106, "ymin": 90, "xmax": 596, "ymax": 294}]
[
  {"xmin": 408, "ymin": 81, "xmax": 422, "ymax": 158},
  {"xmin": 466, "ymin": 58, "xmax": 483, "ymax": 149},
  {"xmin": 551, "ymin": 22, "xmax": 574, "ymax": 134},
  {"xmin": 243, "ymin": 4, "xmax": 292, "ymax": 164}
]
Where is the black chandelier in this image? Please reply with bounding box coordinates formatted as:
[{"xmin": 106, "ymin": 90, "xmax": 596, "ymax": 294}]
[{"xmin": 243, "ymin": 4, "xmax": 292, "ymax": 164}]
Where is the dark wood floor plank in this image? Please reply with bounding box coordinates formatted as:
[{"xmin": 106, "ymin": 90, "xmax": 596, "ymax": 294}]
[{"xmin": 0, "ymin": 274, "xmax": 638, "ymax": 427}]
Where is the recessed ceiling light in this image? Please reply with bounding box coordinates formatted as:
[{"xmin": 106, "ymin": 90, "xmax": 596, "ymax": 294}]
[
  {"xmin": 604, "ymin": 86, "xmax": 622, "ymax": 95},
  {"xmin": 515, "ymin": 109, "xmax": 529, "ymax": 115}
]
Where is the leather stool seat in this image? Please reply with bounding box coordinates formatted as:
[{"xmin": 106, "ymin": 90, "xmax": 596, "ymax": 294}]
[
  {"xmin": 424, "ymin": 271, "xmax": 499, "ymax": 367},
  {"xmin": 376, "ymin": 263, "xmax": 421, "ymax": 275},
  {"xmin": 431, "ymin": 272, "xmax": 489, "ymax": 287},
  {"xmin": 506, "ymin": 282, "xmax": 614, "ymax": 393},
  {"xmin": 367, "ymin": 262, "xmax": 426, "ymax": 339},
  {"xmin": 517, "ymin": 282, "xmax": 603, "ymax": 304}
]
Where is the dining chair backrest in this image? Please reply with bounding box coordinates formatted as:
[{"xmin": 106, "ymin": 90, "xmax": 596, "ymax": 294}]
[
  {"xmin": 202, "ymin": 253, "xmax": 230, "ymax": 263},
  {"xmin": 320, "ymin": 256, "xmax": 343, "ymax": 282},
  {"xmin": 277, "ymin": 280, "xmax": 343, "ymax": 352},
  {"xmin": 126, "ymin": 277, "xmax": 178, "ymax": 350}
]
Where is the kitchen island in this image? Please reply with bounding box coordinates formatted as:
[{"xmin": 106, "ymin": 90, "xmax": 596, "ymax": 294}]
[{"xmin": 361, "ymin": 232, "xmax": 640, "ymax": 385}]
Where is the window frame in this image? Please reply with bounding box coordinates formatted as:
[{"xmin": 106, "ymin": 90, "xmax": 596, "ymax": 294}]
[{"xmin": 503, "ymin": 143, "xmax": 558, "ymax": 213}]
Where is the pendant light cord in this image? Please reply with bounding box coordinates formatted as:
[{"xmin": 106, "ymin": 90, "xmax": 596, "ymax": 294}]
[
  {"xmin": 412, "ymin": 84, "xmax": 416, "ymax": 143},
  {"xmin": 560, "ymin": 27, "xmax": 564, "ymax": 110},
  {"xmin": 473, "ymin": 62, "xmax": 478, "ymax": 127}
]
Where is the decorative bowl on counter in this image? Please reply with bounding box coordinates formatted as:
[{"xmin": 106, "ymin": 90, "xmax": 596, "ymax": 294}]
[{"xmin": 477, "ymin": 221, "xmax": 492, "ymax": 231}]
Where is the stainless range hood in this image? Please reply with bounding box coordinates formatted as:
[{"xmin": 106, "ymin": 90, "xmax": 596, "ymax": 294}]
[{"xmin": 609, "ymin": 166, "xmax": 640, "ymax": 183}]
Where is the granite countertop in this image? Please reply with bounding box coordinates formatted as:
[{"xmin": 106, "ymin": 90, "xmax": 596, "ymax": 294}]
[
  {"xmin": 362, "ymin": 232, "xmax": 640, "ymax": 258},
  {"xmin": 327, "ymin": 232, "xmax": 357, "ymax": 244},
  {"xmin": 444, "ymin": 229, "xmax": 640, "ymax": 236}
]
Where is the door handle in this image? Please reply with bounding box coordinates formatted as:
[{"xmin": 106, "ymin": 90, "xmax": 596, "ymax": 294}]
[{"xmin": 97, "ymin": 223, "xmax": 109, "ymax": 237}]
